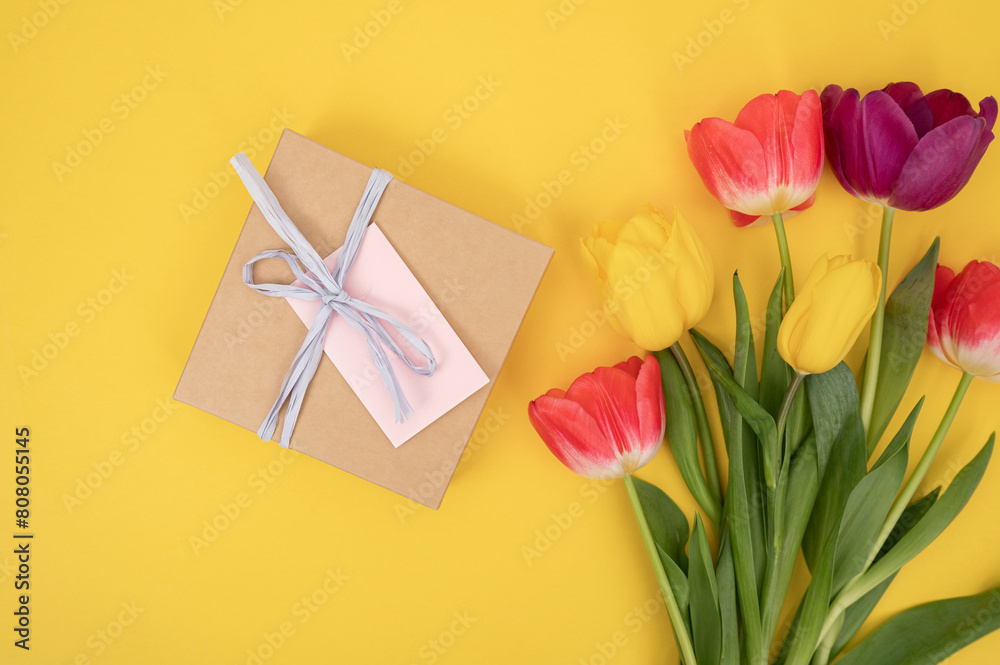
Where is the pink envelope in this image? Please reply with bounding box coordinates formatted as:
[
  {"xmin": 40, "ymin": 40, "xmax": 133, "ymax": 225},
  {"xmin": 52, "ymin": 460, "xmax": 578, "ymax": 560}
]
[{"xmin": 285, "ymin": 224, "xmax": 489, "ymax": 447}]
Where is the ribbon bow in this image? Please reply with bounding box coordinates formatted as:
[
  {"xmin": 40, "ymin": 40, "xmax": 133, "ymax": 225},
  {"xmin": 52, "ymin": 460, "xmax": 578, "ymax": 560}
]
[{"xmin": 230, "ymin": 153, "xmax": 437, "ymax": 448}]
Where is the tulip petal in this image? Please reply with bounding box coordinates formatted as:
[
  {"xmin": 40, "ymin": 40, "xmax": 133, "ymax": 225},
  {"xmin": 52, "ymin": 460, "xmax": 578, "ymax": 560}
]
[
  {"xmin": 798, "ymin": 253, "xmax": 834, "ymax": 294},
  {"xmin": 727, "ymin": 193, "xmax": 816, "ymax": 228},
  {"xmin": 822, "ymin": 87, "xmax": 919, "ymax": 203},
  {"xmin": 889, "ymin": 114, "xmax": 995, "ymax": 210},
  {"xmin": 581, "ymin": 221, "xmax": 625, "ymax": 280},
  {"xmin": 838, "ymin": 90, "xmax": 919, "ymax": 203},
  {"xmin": 777, "ymin": 288, "xmax": 813, "ymax": 372},
  {"xmin": 926, "ymin": 265, "xmax": 956, "ymax": 360},
  {"xmin": 798, "ymin": 261, "xmax": 881, "ymax": 374},
  {"xmin": 734, "ymin": 92, "xmax": 796, "ymax": 208},
  {"xmin": 952, "ymin": 289, "xmax": 1000, "ymax": 379},
  {"xmin": 729, "ymin": 209, "xmax": 762, "ymax": 227},
  {"xmin": 933, "ymin": 264, "xmax": 958, "ymax": 309},
  {"xmin": 793, "ymin": 192, "xmax": 817, "ymax": 210},
  {"xmin": 669, "ymin": 209, "xmax": 715, "ymax": 327},
  {"xmin": 593, "ymin": 219, "xmax": 626, "ymax": 242},
  {"xmin": 934, "ymin": 261, "xmax": 1000, "ymax": 379},
  {"xmin": 977, "ymin": 95, "xmax": 999, "ymax": 130},
  {"xmin": 618, "ymin": 207, "xmax": 670, "ymax": 250},
  {"xmin": 883, "ymin": 81, "xmax": 935, "ymax": 137},
  {"xmin": 788, "ymin": 91, "xmax": 826, "ymax": 200},
  {"xmin": 614, "ymin": 355, "xmax": 645, "ymax": 379},
  {"xmin": 821, "ymin": 85, "xmax": 861, "ymax": 200},
  {"xmin": 529, "ymin": 396, "xmax": 622, "ymax": 478},
  {"xmin": 732, "ymin": 90, "xmax": 823, "ymax": 213},
  {"xmin": 633, "ymin": 356, "xmax": 666, "ymax": 466},
  {"xmin": 924, "ymin": 89, "xmax": 977, "ymax": 129},
  {"xmin": 605, "ymin": 241, "xmax": 684, "ymax": 351},
  {"xmin": 687, "ymin": 118, "xmax": 773, "ymax": 216},
  {"xmin": 565, "ymin": 366, "xmax": 642, "ymax": 462}
]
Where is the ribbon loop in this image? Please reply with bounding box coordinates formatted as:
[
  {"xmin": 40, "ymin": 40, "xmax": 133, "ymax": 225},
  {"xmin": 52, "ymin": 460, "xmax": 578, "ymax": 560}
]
[{"xmin": 230, "ymin": 153, "xmax": 436, "ymax": 448}]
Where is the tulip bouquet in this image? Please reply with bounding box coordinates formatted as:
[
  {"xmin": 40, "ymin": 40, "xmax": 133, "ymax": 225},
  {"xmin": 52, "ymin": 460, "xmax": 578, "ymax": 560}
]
[{"xmin": 529, "ymin": 83, "xmax": 1000, "ymax": 665}]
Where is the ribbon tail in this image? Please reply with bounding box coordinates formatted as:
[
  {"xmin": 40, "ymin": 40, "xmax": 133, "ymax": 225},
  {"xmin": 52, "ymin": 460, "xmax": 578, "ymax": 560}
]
[
  {"xmin": 362, "ymin": 325, "xmax": 413, "ymax": 424},
  {"xmin": 376, "ymin": 344, "xmax": 413, "ymax": 423},
  {"xmin": 257, "ymin": 306, "xmax": 335, "ymax": 447}
]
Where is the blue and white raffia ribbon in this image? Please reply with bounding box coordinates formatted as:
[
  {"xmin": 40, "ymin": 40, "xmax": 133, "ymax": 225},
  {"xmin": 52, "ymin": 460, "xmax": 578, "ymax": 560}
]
[{"xmin": 229, "ymin": 153, "xmax": 437, "ymax": 448}]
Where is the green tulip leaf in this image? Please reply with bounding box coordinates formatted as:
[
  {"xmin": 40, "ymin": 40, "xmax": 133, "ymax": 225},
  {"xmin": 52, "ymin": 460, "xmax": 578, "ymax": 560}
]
[
  {"xmin": 801, "ymin": 363, "xmax": 867, "ymax": 571},
  {"xmin": 831, "ymin": 488, "xmax": 941, "ymax": 658},
  {"xmin": 776, "ymin": 490, "xmax": 943, "ymax": 665},
  {"xmin": 851, "ymin": 434, "xmax": 994, "ymax": 606},
  {"xmin": 834, "ymin": 586, "xmax": 1000, "ymax": 665},
  {"xmin": 715, "ymin": 533, "xmax": 740, "ymax": 665},
  {"xmin": 733, "ymin": 273, "xmax": 777, "ymax": 497},
  {"xmin": 761, "ymin": 434, "xmax": 820, "ymax": 643},
  {"xmin": 723, "ymin": 422, "xmax": 765, "ymax": 665},
  {"xmin": 655, "ymin": 348, "xmax": 721, "ymax": 526},
  {"xmin": 632, "ymin": 476, "xmax": 689, "ymax": 572},
  {"xmin": 783, "ymin": 435, "xmax": 820, "ymax": 559},
  {"xmin": 781, "ymin": 528, "xmax": 838, "ymax": 665},
  {"xmin": 691, "ymin": 329, "xmax": 766, "ymax": 664},
  {"xmin": 732, "ymin": 273, "xmax": 760, "ymax": 401},
  {"xmin": 696, "ymin": 338, "xmax": 778, "ymax": 490},
  {"xmin": 759, "ymin": 269, "xmax": 791, "ymax": 418},
  {"xmin": 690, "ymin": 330, "xmax": 741, "ymax": 451},
  {"xmin": 731, "ymin": 274, "xmax": 769, "ymax": 595},
  {"xmin": 657, "ymin": 542, "xmax": 691, "ymax": 623},
  {"xmin": 688, "ymin": 514, "xmax": 722, "ymax": 665},
  {"xmin": 692, "ymin": 329, "xmax": 767, "ymax": 592},
  {"xmin": 831, "ymin": 399, "xmax": 920, "ymax": 593},
  {"xmin": 868, "ymin": 237, "xmax": 939, "ymax": 457}
]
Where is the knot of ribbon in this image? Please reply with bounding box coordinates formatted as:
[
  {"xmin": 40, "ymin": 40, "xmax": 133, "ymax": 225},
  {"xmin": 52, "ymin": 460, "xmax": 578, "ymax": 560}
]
[{"xmin": 230, "ymin": 153, "xmax": 437, "ymax": 449}]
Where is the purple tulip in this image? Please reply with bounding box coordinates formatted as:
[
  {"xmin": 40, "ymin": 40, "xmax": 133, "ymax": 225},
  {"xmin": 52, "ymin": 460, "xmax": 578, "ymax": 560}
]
[{"xmin": 821, "ymin": 82, "xmax": 996, "ymax": 211}]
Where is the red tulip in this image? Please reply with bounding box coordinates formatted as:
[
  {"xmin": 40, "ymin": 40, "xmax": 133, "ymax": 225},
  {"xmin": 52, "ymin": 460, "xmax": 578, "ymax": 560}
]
[
  {"xmin": 528, "ymin": 356, "xmax": 665, "ymax": 478},
  {"xmin": 686, "ymin": 90, "xmax": 825, "ymax": 227},
  {"xmin": 927, "ymin": 260, "xmax": 1000, "ymax": 382}
]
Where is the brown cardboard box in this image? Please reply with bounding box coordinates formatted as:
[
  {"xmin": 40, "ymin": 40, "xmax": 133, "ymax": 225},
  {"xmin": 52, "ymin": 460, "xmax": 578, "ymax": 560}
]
[{"xmin": 175, "ymin": 129, "xmax": 552, "ymax": 508}]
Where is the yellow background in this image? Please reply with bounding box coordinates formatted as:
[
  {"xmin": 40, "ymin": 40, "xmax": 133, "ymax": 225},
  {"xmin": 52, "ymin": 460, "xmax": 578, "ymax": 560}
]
[{"xmin": 3, "ymin": 0, "xmax": 1000, "ymax": 663}]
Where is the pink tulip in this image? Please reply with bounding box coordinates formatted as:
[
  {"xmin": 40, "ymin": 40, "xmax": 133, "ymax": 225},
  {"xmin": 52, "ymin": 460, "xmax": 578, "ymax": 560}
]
[
  {"xmin": 927, "ymin": 260, "xmax": 1000, "ymax": 381},
  {"xmin": 686, "ymin": 90, "xmax": 825, "ymax": 227},
  {"xmin": 528, "ymin": 356, "xmax": 665, "ymax": 478},
  {"xmin": 822, "ymin": 83, "xmax": 996, "ymax": 211}
]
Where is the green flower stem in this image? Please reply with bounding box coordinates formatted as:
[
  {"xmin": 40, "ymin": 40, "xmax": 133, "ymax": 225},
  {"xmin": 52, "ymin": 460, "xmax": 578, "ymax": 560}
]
[
  {"xmin": 623, "ymin": 474, "xmax": 699, "ymax": 665},
  {"xmin": 814, "ymin": 371, "xmax": 974, "ymax": 651},
  {"xmin": 771, "ymin": 212, "xmax": 795, "ymax": 307},
  {"xmin": 812, "ymin": 614, "xmax": 842, "ymax": 665},
  {"xmin": 760, "ymin": 372, "xmax": 806, "ymax": 644},
  {"xmin": 859, "ymin": 205, "xmax": 896, "ymax": 447},
  {"xmin": 672, "ymin": 339, "xmax": 723, "ymax": 506},
  {"xmin": 868, "ymin": 371, "xmax": 973, "ymax": 562}
]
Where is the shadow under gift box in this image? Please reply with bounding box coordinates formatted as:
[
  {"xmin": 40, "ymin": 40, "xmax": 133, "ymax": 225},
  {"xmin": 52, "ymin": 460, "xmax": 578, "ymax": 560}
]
[{"xmin": 174, "ymin": 129, "xmax": 553, "ymax": 509}]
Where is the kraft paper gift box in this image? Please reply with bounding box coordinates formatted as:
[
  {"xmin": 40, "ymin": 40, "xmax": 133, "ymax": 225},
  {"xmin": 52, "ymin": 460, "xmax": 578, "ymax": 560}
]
[{"xmin": 175, "ymin": 129, "xmax": 552, "ymax": 509}]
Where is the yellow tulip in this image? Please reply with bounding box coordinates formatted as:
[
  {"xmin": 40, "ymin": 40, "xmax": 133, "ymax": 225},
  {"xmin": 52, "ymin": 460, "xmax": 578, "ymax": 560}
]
[
  {"xmin": 581, "ymin": 206, "xmax": 714, "ymax": 351},
  {"xmin": 777, "ymin": 254, "xmax": 882, "ymax": 375}
]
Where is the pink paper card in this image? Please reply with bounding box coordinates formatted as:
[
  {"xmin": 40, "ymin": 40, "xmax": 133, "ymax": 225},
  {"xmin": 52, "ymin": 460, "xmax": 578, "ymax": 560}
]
[{"xmin": 285, "ymin": 224, "xmax": 489, "ymax": 447}]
